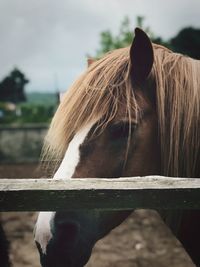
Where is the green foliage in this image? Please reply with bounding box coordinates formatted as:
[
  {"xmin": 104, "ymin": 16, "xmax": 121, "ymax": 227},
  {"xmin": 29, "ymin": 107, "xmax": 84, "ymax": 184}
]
[
  {"xmin": 0, "ymin": 102, "xmax": 56, "ymax": 125},
  {"xmin": 18, "ymin": 104, "xmax": 55, "ymax": 124},
  {"xmin": 0, "ymin": 103, "xmax": 16, "ymax": 124},
  {"xmin": 95, "ymin": 16, "xmax": 167, "ymax": 57},
  {"xmin": 96, "ymin": 17, "xmax": 133, "ymax": 56},
  {"xmin": 0, "ymin": 92, "xmax": 58, "ymax": 125},
  {"xmin": 170, "ymin": 27, "xmax": 200, "ymax": 59},
  {"xmin": 94, "ymin": 16, "xmax": 200, "ymax": 60}
]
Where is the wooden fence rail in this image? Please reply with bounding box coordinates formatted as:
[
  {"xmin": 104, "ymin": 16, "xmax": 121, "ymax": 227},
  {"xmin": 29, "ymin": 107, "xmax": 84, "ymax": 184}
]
[{"xmin": 0, "ymin": 176, "xmax": 200, "ymax": 211}]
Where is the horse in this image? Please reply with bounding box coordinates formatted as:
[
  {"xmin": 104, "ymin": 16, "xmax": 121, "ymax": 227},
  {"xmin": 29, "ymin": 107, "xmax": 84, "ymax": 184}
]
[{"xmin": 34, "ymin": 28, "xmax": 200, "ymax": 267}]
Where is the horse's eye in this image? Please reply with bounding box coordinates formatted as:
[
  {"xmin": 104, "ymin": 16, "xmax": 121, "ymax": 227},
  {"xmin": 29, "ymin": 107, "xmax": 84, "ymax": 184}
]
[{"xmin": 109, "ymin": 122, "xmax": 136, "ymax": 139}]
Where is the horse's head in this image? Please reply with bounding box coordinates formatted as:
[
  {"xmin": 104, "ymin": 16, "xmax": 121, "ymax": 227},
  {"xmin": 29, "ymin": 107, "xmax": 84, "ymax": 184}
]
[{"xmin": 34, "ymin": 28, "xmax": 162, "ymax": 267}]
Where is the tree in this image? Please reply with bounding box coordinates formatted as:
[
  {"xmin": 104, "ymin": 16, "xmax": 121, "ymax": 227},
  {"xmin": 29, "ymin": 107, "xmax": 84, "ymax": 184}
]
[
  {"xmin": 94, "ymin": 16, "xmax": 166, "ymax": 57},
  {"xmin": 96, "ymin": 16, "xmax": 133, "ymax": 56},
  {"xmin": 94, "ymin": 16, "xmax": 200, "ymax": 60},
  {"xmin": 0, "ymin": 68, "xmax": 29, "ymax": 103},
  {"xmin": 170, "ymin": 27, "xmax": 200, "ymax": 59}
]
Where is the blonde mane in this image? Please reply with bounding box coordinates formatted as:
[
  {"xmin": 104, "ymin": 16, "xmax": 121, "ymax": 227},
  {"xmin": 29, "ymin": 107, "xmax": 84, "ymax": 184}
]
[
  {"xmin": 154, "ymin": 45, "xmax": 200, "ymax": 177},
  {"xmin": 42, "ymin": 45, "xmax": 200, "ymax": 177}
]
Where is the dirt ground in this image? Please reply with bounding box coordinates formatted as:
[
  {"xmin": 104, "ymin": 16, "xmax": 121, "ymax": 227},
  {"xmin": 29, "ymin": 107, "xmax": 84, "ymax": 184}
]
[{"xmin": 0, "ymin": 164, "xmax": 196, "ymax": 267}]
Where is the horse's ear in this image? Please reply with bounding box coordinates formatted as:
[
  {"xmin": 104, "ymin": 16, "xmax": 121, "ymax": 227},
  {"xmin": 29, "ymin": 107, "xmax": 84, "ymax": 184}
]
[
  {"xmin": 87, "ymin": 58, "xmax": 95, "ymax": 67},
  {"xmin": 130, "ymin": 28, "xmax": 154, "ymax": 84}
]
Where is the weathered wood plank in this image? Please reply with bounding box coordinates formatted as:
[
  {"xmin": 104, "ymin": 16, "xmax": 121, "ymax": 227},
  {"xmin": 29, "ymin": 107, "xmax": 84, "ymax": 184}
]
[{"xmin": 0, "ymin": 176, "xmax": 200, "ymax": 211}]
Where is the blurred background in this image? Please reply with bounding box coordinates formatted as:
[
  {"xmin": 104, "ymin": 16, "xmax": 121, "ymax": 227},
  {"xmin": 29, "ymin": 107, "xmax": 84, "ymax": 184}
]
[{"xmin": 0, "ymin": 0, "xmax": 199, "ymax": 266}]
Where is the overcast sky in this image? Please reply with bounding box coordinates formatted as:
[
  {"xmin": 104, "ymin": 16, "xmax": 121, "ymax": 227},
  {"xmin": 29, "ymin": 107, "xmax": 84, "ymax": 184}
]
[{"xmin": 0, "ymin": 0, "xmax": 200, "ymax": 93}]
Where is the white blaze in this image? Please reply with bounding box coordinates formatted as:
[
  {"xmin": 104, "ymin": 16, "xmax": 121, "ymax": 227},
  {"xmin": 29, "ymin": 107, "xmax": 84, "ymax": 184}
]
[
  {"xmin": 34, "ymin": 212, "xmax": 55, "ymax": 254},
  {"xmin": 34, "ymin": 122, "xmax": 94, "ymax": 254},
  {"xmin": 53, "ymin": 122, "xmax": 94, "ymax": 180}
]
